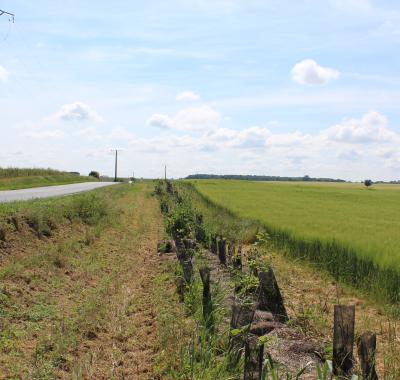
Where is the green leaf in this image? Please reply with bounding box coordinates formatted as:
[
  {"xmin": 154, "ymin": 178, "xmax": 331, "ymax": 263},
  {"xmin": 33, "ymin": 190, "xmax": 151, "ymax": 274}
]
[{"xmin": 230, "ymin": 328, "xmax": 242, "ymax": 337}]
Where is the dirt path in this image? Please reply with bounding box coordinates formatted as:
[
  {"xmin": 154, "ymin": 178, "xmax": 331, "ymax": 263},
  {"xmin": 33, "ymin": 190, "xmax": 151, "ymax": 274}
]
[
  {"xmin": 0, "ymin": 183, "xmax": 169, "ymax": 379},
  {"xmin": 68, "ymin": 183, "xmax": 166, "ymax": 379}
]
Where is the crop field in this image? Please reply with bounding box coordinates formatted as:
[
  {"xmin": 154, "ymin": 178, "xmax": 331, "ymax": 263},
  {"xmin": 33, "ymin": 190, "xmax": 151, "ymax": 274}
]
[
  {"xmin": 190, "ymin": 180, "xmax": 400, "ymax": 303},
  {"xmin": 0, "ymin": 168, "xmax": 97, "ymax": 190},
  {"xmin": 0, "ymin": 180, "xmax": 398, "ymax": 378}
]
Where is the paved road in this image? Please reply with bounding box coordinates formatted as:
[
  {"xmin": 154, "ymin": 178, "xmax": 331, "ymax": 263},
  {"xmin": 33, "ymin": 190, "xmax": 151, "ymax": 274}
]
[{"xmin": 0, "ymin": 182, "xmax": 118, "ymax": 203}]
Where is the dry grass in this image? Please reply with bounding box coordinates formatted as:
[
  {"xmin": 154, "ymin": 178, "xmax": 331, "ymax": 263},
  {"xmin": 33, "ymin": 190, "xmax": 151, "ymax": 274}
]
[
  {"xmin": 255, "ymin": 246, "xmax": 400, "ymax": 379},
  {"xmin": 0, "ymin": 182, "xmax": 170, "ymax": 379}
]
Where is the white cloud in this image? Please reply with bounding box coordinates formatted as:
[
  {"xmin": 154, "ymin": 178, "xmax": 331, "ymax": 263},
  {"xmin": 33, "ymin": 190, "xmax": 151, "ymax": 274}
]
[
  {"xmin": 56, "ymin": 102, "xmax": 102, "ymax": 122},
  {"xmin": 176, "ymin": 91, "xmax": 201, "ymax": 102},
  {"xmin": 231, "ymin": 127, "xmax": 271, "ymax": 149},
  {"xmin": 0, "ymin": 65, "xmax": 10, "ymax": 82},
  {"xmin": 147, "ymin": 114, "xmax": 173, "ymax": 130},
  {"xmin": 267, "ymin": 131, "xmax": 311, "ymax": 147},
  {"xmin": 140, "ymin": 109, "xmax": 400, "ymax": 179},
  {"xmin": 323, "ymin": 111, "xmax": 397, "ymax": 143},
  {"xmin": 147, "ymin": 105, "xmax": 221, "ymax": 132},
  {"xmin": 291, "ymin": 59, "xmax": 340, "ymax": 85},
  {"xmin": 204, "ymin": 126, "xmax": 271, "ymax": 149}
]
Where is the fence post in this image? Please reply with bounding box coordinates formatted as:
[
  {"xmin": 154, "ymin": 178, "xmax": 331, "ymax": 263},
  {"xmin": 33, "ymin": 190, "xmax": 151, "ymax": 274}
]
[
  {"xmin": 357, "ymin": 331, "xmax": 378, "ymax": 380},
  {"xmin": 232, "ymin": 245, "xmax": 243, "ymax": 271},
  {"xmin": 232, "ymin": 247, "xmax": 243, "ymax": 272},
  {"xmin": 258, "ymin": 268, "xmax": 288, "ymax": 323},
  {"xmin": 244, "ymin": 334, "xmax": 264, "ymax": 380},
  {"xmin": 176, "ymin": 240, "xmax": 193, "ymax": 284},
  {"xmin": 211, "ymin": 236, "xmax": 219, "ymax": 255},
  {"xmin": 333, "ymin": 305, "xmax": 355, "ymax": 377},
  {"xmin": 199, "ymin": 267, "xmax": 213, "ymax": 329},
  {"xmin": 229, "ymin": 299, "xmax": 256, "ymax": 365},
  {"xmin": 228, "ymin": 242, "xmax": 235, "ymax": 261},
  {"xmin": 218, "ymin": 237, "xmax": 227, "ymax": 266}
]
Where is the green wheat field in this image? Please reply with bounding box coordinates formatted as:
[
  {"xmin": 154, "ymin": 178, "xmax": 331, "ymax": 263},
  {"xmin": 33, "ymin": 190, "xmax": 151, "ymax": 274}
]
[{"xmin": 191, "ymin": 180, "xmax": 400, "ymax": 302}]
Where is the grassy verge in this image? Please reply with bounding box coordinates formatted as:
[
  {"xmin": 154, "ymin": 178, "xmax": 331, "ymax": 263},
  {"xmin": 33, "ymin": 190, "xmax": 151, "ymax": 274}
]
[
  {"xmin": 0, "ymin": 168, "xmax": 97, "ymax": 190},
  {"xmin": 0, "ymin": 185, "xmax": 126, "ymax": 241},
  {"xmin": 0, "ymin": 182, "xmax": 168, "ymax": 379}
]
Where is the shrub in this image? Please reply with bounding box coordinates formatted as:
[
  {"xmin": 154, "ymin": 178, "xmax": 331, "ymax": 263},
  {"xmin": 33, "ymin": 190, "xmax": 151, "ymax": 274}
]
[
  {"xmin": 89, "ymin": 171, "xmax": 100, "ymax": 179},
  {"xmin": 67, "ymin": 193, "xmax": 110, "ymax": 225},
  {"xmin": 166, "ymin": 202, "xmax": 196, "ymax": 240},
  {"xmin": 26, "ymin": 206, "xmax": 61, "ymax": 237}
]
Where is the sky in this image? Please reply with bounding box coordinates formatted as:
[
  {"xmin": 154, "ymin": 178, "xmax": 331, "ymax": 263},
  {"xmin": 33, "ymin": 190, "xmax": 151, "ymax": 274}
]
[{"xmin": 0, "ymin": 0, "xmax": 400, "ymax": 180}]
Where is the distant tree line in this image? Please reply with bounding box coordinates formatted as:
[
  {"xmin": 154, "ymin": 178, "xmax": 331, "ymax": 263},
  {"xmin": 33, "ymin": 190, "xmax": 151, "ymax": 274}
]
[
  {"xmin": 185, "ymin": 174, "xmax": 347, "ymax": 182},
  {"xmin": 374, "ymin": 180, "xmax": 400, "ymax": 184}
]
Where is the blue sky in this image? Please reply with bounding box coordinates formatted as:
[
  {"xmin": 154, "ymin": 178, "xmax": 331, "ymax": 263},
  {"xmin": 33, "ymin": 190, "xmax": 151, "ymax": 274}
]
[{"xmin": 0, "ymin": 0, "xmax": 400, "ymax": 180}]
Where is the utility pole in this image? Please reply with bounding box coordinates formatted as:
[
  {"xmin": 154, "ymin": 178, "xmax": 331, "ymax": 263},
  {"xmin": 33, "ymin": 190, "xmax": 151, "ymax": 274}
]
[
  {"xmin": 0, "ymin": 9, "xmax": 15, "ymax": 23},
  {"xmin": 110, "ymin": 149, "xmax": 121, "ymax": 182},
  {"xmin": 164, "ymin": 165, "xmax": 167, "ymax": 181}
]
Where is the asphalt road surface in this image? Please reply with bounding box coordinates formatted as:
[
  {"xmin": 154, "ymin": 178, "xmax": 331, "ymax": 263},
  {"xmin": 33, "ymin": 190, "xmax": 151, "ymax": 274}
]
[{"xmin": 0, "ymin": 182, "xmax": 118, "ymax": 203}]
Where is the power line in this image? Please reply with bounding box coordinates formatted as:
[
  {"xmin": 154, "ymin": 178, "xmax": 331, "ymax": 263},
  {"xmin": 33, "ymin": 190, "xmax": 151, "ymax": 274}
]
[{"xmin": 0, "ymin": 9, "xmax": 15, "ymax": 23}]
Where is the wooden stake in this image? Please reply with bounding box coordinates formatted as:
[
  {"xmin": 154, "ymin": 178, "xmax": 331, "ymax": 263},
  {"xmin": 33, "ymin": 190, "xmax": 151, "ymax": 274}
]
[
  {"xmin": 333, "ymin": 305, "xmax": 355, "ymax": 377},
  {"xmin": 181, "ymin": 259, "xmax": 193, "ymax": 284},
  {"xmin": 217, "ymin": 237, "xmax": 227, "ymax": 266},
  {"xmin": 244, "ymin": 335, "xmax": 264, "ymax": 380},
  {"xmin": 210, "ymin": 236, "xmax": 218, "ymax": 255},
  {"xmin": 199, "ymin": 267, "xmax": 213, "ymax": 329},
  {"xmin": 232, "ymin": 246, "xmax": 243, "ymax": 271},
  {"xmin": 229, "ymin": 299, "xmax": 256, "ymax": 365},
  {"xmin": 357, "ymin": 331, "xmax": 378, "ymax": 380},
  {"xmin": 257, "ymin": 268, "xmax": 288, "ymax": 323}
]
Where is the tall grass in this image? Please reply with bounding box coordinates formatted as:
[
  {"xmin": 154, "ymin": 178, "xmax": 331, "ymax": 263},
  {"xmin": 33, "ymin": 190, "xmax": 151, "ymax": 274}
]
[
  {"xmin": 181, "ymin": 182, "xmax": 260, "ymax": 243},
  {"xmin": 187, "ymin": 180, "xmax": 400, "ymax": 305},
  {"xmin": 0, "ymin": 168, "xmax": 68, "ymax": 178},
  {"xmin": 0, "ymin": 167, "xmax": 96, "ymax": 191}
]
